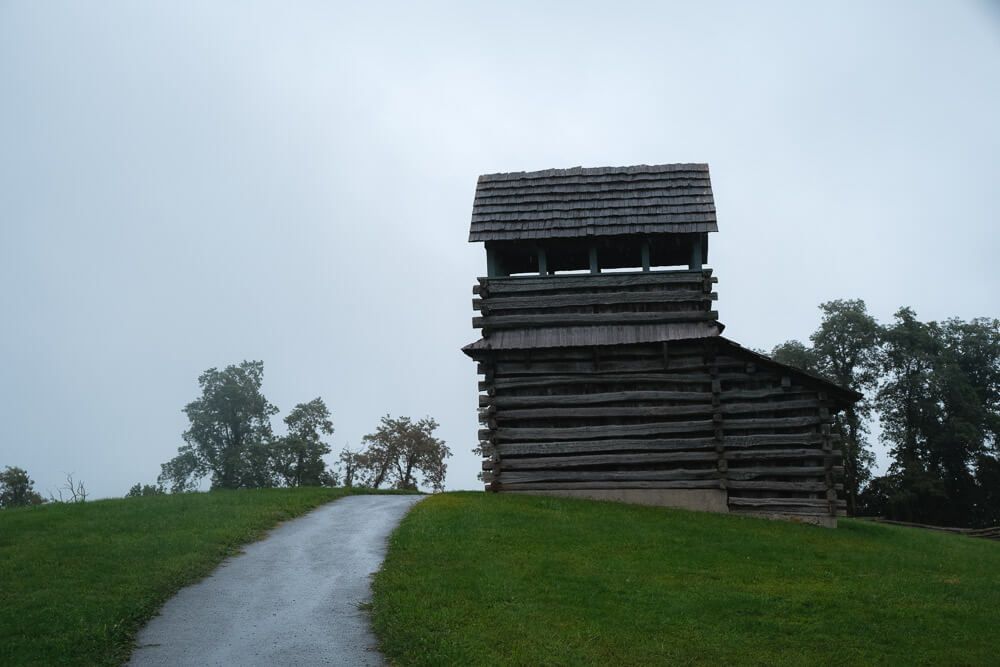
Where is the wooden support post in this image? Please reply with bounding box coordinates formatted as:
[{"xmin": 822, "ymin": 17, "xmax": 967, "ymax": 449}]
[
  {"xmin": 537, "ymin": 248, "xmax": 548, "ymax": 276},
  {"xmin": 689, "ymin": 234, "xmax": 703, "ymax": 270},
  {"xmin": 589, "ymin": 246, "xmax": 599, "ymax": 274},
  {"xmin": 641, "ymin": 241, "xmax": 651, "ymax": 272},
  {"xmin": 486, "ymin": 247, "xmax": 504, "ymax": 277}
]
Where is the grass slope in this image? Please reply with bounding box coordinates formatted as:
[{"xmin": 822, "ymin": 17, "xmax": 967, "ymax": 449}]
[
  {"xmin": 0, "ymin": 487, "xmax": 359, "ymax": 666},
  {"xmin": 372, "ymin": 492, "xmax": 1000, "ymax": 666}
]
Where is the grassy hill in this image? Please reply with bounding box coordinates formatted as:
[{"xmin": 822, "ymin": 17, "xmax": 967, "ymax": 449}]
[
  {"xmin": 0, "ymin": 487, "xmax": 358, "ymax": 666},
  {"xmin": 372, "ymin": 492, "xmax": 1000, "ymax": 666}
]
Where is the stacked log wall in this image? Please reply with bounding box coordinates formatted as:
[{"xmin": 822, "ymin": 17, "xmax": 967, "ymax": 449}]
[
  {"xmin": 472, "ymin": 271, "xmax": 846, "ymax": 524},
  {"xmin": 473, "ymin": 270, "xmax": 718, "ymax": 334}
]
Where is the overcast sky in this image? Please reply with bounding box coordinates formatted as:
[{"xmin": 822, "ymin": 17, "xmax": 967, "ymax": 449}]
[{"xmin": 2, "ymin": 1, "xmax": 998, "ymax": 500}]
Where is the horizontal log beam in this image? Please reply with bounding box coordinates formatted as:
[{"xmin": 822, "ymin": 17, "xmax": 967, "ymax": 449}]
[
  {"xmin": 726, "ymin": 466, "xmax": 841, "ymax": 480},
  {"xmin": 500, "ymin": 480, "xmax": 722, "ymax": 491},
  {"xmin": 495, "ymin": 403, "xmax": 714, "ymax": 421},
  {"xmin": 725, "ymin": 448, "xmax": 842, "ymax": 461},
  {"xmin": 494, "ymin": 420, "xmax": 715, "ymax": 442},
  {"xmin": 494, "ymin": 433, "xmax": 837, "ymax": 456},
  {"xmin": 474, "ymin": 310, "xmax": 719, "ymax": 330},
  {"xmin": 501, "ymin": 469, "xmax": 720, "ymax": 484},
  {"xmin": 497, "ymin": 437, "xmax": 719, "ymax": 456},
  {"xmin": 726, "ymin": 480, "xmax": 841, "ymax": 492},
  {"xmin": 490, "ymin": 390, "xmax": 714, "ymax": 408},
  {"xmin": 482, "ymin": 271, "xmax": 713, "ymax": 294},
  {"xmin": 493, "ymin": 373, "xmax": 713, "ymax": 390},
  {"xmin": 728, "ymin": 497, "xmax": 846, "ymax": 508},
  {"xmin": 476, "ymin": 290, "xmax": 715, "ymax": 312},
  {"xmin": 500, "ymin": 451, "xmax": 719, "ymax": 469},
  {"xmin": 492, "ymin": 399, "xmax": 825, "ymax": 422},
  {"xmin": 720, "ymin": 387, "xmax": 814, "ymax": 400},
  {"xmin": 487, "ymin": 360, "xmax": 692, "ymax": 376},
  {"xmin": 722, "ymin": 416, "xmax": 822, "ymax": 430}
]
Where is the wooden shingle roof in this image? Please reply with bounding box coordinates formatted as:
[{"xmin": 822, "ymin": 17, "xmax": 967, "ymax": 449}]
[{"xmin": 469, "ymin": 163, "xmax": 718, "ymax": 242}]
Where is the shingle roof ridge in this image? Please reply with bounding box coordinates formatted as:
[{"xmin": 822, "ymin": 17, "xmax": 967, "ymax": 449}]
[{"xmin": 478, "ymin": 163, "xmax": 709, "ymax": 183}]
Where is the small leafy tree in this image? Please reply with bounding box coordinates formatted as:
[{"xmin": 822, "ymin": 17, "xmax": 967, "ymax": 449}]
[
  {"xmin": 358, "ymin": 415, "xmax": 450, "ymax": 491},
  {"xmin": 0, "ymin": 466, "xmax": 45, "ymax": 508},
  {"xmin": 126, "ymin": 483, "xmax": 165, "ymax": 497},
  {"xmin": 158, "ymin": 447, "xmax": 201, "ymax": 493},
  {"xmin": 338, "ymin": 446, "xmax": 363, "ymax": 487},
  {"xmin": 272, "ymin": 398, "xmax": 334, "ymax": 487}
]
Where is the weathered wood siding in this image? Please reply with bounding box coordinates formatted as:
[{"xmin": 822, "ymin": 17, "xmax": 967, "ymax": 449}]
[
  {"xmin": 471, "ymin": 270, "xmax": 719, "ymax": 347},
  {"xmin": 473, "ymin": 323, "xmax": 847, "ymax": 522}
]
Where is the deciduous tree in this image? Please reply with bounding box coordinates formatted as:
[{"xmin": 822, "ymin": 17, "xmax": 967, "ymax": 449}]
[
  {"xmin": 272, "ymin": 398, "xmax": 334, "ymax": 487},
  {"xmin": 873, "ymin": 312, "xmax": 1000, "ymax": 525},
  {"xmin": 159, "ymin": 361, "xmax": 279, "ymax": 490},
  {"xmin": 0, "ymin": 466, "xmax": 45, "ymax": 508},
  {"xmin": 358, "ymin": 415, "xmax": 450, "ymax": 491},
  {"xmin": 809, "ymin": 299, "xmax": 881, "ymax": 515},
  {"xmin": 126, "ymin": 482, "xmax": 165, "ymax": 497}
]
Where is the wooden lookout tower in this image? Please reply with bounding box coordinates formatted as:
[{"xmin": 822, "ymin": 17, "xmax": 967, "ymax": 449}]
[{"xmin": 463, "ymin": 163, "xmax": 860, "ymax": 527}]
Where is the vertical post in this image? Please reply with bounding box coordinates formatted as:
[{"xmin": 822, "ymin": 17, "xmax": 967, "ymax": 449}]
[
  {"xmin": 589, "ymin": 246, "xmax": 599, "ymax": 274},
  {"xmin": 688, "ymin": 234, "xmax": 703, "ymax": 270},
  {"xmin": 486, "ymin": 247, "xmax": 502, "ymax": 278},
  {"xmin": 641, "ymin": 241, "xmax": 651, "ymax": 272},
  {"xmin": 537, "ymin": 248, "xmax": 548, "ymax": 276}
]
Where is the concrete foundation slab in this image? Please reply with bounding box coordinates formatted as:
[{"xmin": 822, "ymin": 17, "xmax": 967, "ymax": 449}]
[{"xmin": 506, "ymin": 488, "xmax": 729, "ymax": 513}]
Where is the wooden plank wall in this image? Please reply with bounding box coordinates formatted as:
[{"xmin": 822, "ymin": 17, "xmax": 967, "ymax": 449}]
[
  {"xmin": 476, "ymin": 339, "xmax": 845, "ymax": 520},
  {"xmin": 473, "ymin": 270, "xmax": 718, "ymax": 335}
]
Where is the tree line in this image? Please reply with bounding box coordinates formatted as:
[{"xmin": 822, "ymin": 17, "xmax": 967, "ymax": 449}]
[
  {"xmin": 157, "ymin": 361, "xmax": 451, "ymax": 493},
  {"xmin": 771, "ymin": 300, "xmax": 999, "ymax": 528},
  {"xmin": 0, "ymin": 468, "xmax": 88, "ymax": 508},
  {"xmin": 0, "ymin": 360, "xmax": 450, "ymax": 509}
]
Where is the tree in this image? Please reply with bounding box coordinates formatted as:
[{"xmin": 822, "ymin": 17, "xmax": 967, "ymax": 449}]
[
  {"xmin": 875, "ymin": 311, "xmax": 1000, "ymax": 526},
  {"xmin": 0, "ymin": 466, "xmax": 45, "ymax": 508},
  {"xmin": 771, "ymin": 340, "xmax": 823, "ymax": 377},
  {"xmin": 158, "ymin": 446, "xmax": 201, "ymax": 493},
  {"xmin": 808, "ymin": 300, "xmax": 881, "ymax": 515},
  {"xmin": 357, "ymin": 415, "xmax": 450, "ymax": 491},
  {"xmin": 272, "ymin": 398, "xmax": 334, "ymax": 487},
  {"xmin": 126, "ymin": 482, "xmax": 165, "ymax": 497},
  {"xmin": 338, "ymin": 447, "xmax": 363, "ymax": 487},
  {"xmin": 160, "ymin": 361, "xmax": 279, "ymax": 490},
  {"xmin": 49, "ymin": 472, "xmax": 87, "ymax": 503}
]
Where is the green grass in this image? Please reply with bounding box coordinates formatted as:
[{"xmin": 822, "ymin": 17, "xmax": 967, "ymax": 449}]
[
  {"xmin": 372, "ymin": 492, "xmax": 1000, "ymax": 666},
  {"xmin": 0, "ymin": 487, "xmax": 372, "ymax": 666}
]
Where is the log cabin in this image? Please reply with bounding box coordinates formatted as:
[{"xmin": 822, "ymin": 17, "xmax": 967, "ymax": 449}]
[{"xmin": 463, "ymin": 163, "xmax": 860, "ymax": 527}]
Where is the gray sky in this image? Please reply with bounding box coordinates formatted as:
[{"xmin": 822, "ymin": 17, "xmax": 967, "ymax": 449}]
[{"xmin": 2, "ymin": 1, "xmax": 998, "ymax": 499}]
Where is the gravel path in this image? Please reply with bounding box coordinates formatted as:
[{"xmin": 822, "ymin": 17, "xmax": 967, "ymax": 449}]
[{"xmin": 129, "ymin": 494, "xmax": 424, "ymax": 666}]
